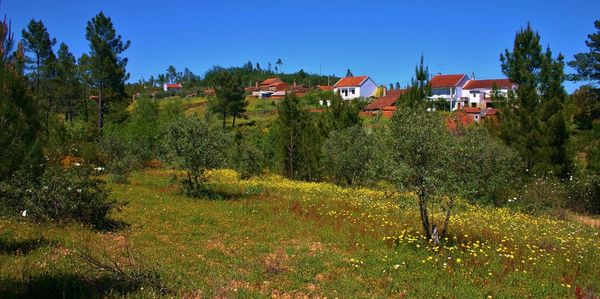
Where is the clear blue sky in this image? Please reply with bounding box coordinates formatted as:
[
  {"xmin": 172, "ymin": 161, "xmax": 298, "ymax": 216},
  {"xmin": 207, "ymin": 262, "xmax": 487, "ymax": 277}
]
[{"xmin": 4, "ymin": 0, "xmax": 599, "ymax": 92}]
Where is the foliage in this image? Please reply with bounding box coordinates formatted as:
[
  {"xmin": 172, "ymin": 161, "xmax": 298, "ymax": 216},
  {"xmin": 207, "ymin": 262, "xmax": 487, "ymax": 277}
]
[
  {"xmin": 54, "ymin": 42, "xmax": 81, "ymax": 122},
  {"xmin": 0, "ymin": 165, "xmax": 119, "ymax": 228},
  {"xmin": 85, "ymin": 12, "xmax": 130, "ymax": 129},
  {"xmin": 159, "ymin": 115, "xmax": 231, "ymax": 196},
  {"xmin": 321, "ymin": 125, "xmax": 373, "ymax": 186},
  {"xmin": 208, "ymin": 69, "xmax": 247, "ymax": 127},
  {"xmin": 390, "ymin": 103, "xmax": 458, "ymax": 240},
  {"xmin": 568, "ymin": 20, "xmax": 600, "ymax": 84},
  {"xmin": 230, "ymin": 128, "xmax": 265, "ymax": 179},
  {"xmin": 0, "ymin": 17, "xmax": 44, "ymax": 181},
  {"xmin": 498, "ymin": 24, "xmax": 571, "ymax": 177},
  {"xmin": 456, "ymin": 126, "xmax": 522, "ymax": 204}
]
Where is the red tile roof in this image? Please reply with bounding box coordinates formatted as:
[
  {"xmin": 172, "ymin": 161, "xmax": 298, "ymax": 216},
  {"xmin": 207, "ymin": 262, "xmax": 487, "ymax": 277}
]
[
  {"xmin": 318, "ymin": 85, "xmax": 334, "ymax": 91},
  {"xmin": 166, "ymin": 83, "xmax": 182, "ymax": 89},
  {"xmin": 334, "ymin": 76, "xmax": 369, "ymax": 87},
  {"xmin": 430, "ymin": 74, "xmax": 466, "ymax": 88},
  {"xmin": 447, "ymin": 112, "xmax": 475, "ymax": 130},
  {"xmin": 260, "ymin": 78, "xmax": 284, "ymax": 86},
  {"xmin": 364, "ymin": 89, "xmax": 405, "ymax": 111},
  {"xmin": 464, "ymin": 79, "xmax": 514, "ymax": 90},
  {"xmin": 462, "ymin": 107, "xmax": 481, "ymax": 114}
]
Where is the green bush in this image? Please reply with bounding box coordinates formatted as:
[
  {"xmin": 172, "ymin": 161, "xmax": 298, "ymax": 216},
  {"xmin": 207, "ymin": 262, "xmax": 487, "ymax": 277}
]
[
  {"xmin": 0, "ymin": 166, "xmax": 120, "ymax": 228},
  {"xmin": 321, "ymin": 125, "xmax": 373, "ymax": 186}
]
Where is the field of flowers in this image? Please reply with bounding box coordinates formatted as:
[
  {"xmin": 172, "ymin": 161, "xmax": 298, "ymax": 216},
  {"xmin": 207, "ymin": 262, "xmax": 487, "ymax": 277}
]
[{"xmin": 0, "ymin": 168, "xmax": 598, "ymax": 298}]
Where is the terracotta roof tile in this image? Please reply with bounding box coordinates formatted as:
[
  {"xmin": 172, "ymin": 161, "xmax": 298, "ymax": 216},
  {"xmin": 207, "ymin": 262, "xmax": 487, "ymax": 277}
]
[
  {"xmin": 364, "ymin": 89, "xmax": 405, "ymax": 111},
  {"xmin": 430, "ymin": 74, "xmax": 466, "ymax": 88},
  {"xmin": 334, "ymin": 76, "xmax": 369, "ymax": 87}
]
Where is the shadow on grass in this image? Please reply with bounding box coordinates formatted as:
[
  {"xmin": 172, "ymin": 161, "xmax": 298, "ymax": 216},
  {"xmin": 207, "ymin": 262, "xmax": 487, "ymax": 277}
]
[
  {"xmin": 93, "ymin": 218, "xmax": 130, "ymax": 233},
  {"xmin": 0, "ymin": 273, "xmax": 146, "ymax": 299},
  {"xmin": 0, "ymin": 237, "xmax": 56, "ymax": 255}
]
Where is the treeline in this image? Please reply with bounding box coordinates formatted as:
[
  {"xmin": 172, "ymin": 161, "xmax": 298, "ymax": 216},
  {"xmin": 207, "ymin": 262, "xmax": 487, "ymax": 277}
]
[{"xmin": 0, "ymin": 12, "xmax": 125, "ymax": 228}]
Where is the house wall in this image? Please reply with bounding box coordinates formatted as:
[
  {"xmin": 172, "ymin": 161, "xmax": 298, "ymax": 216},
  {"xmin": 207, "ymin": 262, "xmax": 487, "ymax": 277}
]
[{"xmin": 360, "ymin": 78, "xmax": 378, "ymax": 98}]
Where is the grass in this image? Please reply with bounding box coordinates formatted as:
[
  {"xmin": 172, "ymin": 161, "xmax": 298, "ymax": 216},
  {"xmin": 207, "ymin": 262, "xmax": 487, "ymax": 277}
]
[{"xmin": 1, "ymin": 169, "xmax": 599, "ymax": 298}]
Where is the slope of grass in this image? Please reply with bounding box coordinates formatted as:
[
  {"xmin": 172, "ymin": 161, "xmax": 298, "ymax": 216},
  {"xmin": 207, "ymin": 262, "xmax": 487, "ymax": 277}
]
[{"xmin": 0, "ymin": 169, "xmax": 598, "ymax": 298}]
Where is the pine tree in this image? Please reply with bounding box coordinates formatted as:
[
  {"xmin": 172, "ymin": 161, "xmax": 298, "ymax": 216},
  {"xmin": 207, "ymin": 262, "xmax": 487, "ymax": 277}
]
[
  {"xmin": 55, "ymin": 43, "xmax": 80, "ymax": 122},
  {"xmin": 345, "ymin": 69, "xmax": 353, "ymax": 77},
  {"xmin": 85, "ymin": 11, "xmax": 130, "ymax": 129},
  {"xmin": 21, "ymin": 19, "xmax": 56, "ymax": 135},
  {"xmin": 276, "ymin": 58, "xmax": 283, "ymax": 73},
  {"xmin": 210, "ymin": 70, "xmax": 246, "ymax": 128},
  {"xmin": 166, "ymin": 65, "xmax": 177, "ymax": 83},
  {"xmin": 21, "ymin": 19, "xmax": 56, "ymax": 93},
  {"xmin": 1, "ymin": 15, "xmax": 44, "ymax": 180},
  {"xmin": 398, "ymin": 55, "xmax": 431, "ymax": 108},
  {"xmin": 499, "ymin": 24, "xmax": 570, "ymax": 176},
  {"xmin": 568, "ymin": 20, "xmax": 600, "ymax": 83}
]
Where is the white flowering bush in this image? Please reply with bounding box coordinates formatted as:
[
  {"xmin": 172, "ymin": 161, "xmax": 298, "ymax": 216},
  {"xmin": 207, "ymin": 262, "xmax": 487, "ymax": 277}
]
[{"xmin": 0, "ymin": 165, "xmax": 120, "ymax": 228}]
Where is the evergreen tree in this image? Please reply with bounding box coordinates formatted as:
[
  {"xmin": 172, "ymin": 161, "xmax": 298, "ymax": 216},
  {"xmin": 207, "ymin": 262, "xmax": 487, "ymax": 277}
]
[
  {"xmin": 568, "ymin": 20, "xmax": 600, "ymax": 83},
  {"xmin": 275, "ymin": 93, "xmax": 306, "ymax": 179},
  {"xmin": 0, "ymin": 16, "xmax": 44, "ymax": 180},
  {"xmin": 255, "ymin": 62, "xmax": 261, "ymax": 71},
  {"xmin": 166, "ymin": 65, "xmax": 177, "ymax": 83},
  {"xmin": 85, "ymin": 11, "xmax": 130, "ymax": 129},
  {"xmin": 55, "ymin": 43, "xmax": 80, "ymax": 122},
  {"xmin": 499, "ymin": 24, "xmax": 570, "ymax": 176},
  {"xmin": 345, "ymin": 69, "xmax": 353, "ymax": 77},
  {"xmin": 21, "ymin": 19, "xmax": 56, "ymax": 135},
  {"xmin": 276, "ymin": 58, "xmax": 283, "ymax": 73},
  {"xmin": 389, "ymin": 83, "xmax": 393, "ymax": 90},
  {"xmin": 21, "ymin": 19, "xmax": 56, "ymax": 93},
  {"xmin": 209, "ymin": 70, "xmax": 246, "ymax": 128},
  {"xmin": 398, "ymin": 55, "xmax": 431, "ymax": 108}
]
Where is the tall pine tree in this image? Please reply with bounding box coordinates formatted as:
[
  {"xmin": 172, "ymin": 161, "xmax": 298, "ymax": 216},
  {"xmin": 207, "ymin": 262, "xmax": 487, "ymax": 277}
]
[
  {"xmin": 499, "ymin": 24, "xmax": 570, "ymax": 176},
  {"xmin": 85, "ymin": 12, "xmax": 130, "ymax": 129}
]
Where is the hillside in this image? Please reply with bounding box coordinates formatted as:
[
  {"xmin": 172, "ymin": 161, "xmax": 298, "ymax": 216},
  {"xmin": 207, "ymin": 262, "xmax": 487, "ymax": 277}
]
[{"xmin": 1, "ymin": 169, "xmax": 598, "ymax": 298}]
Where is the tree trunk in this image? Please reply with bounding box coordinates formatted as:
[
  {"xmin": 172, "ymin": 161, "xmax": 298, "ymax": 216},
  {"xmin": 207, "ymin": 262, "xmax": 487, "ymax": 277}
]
[
  {"xmin": 222, "ymin": 111, "xmax": 226, "ymax": 129},
  {"xmin": 440, "ymin": 196, "xmax": 455, "ymax": 240},
  {"xmin": 418, "ymin": 186, "xmax": 432, "ymax": 240},
  {"xmin": 98, "ymin": 82, "xmax": 104, "ymax": 129},
  {"xmin": 232, "ymin": 114, "xmax": 236, "ymax": 127}
]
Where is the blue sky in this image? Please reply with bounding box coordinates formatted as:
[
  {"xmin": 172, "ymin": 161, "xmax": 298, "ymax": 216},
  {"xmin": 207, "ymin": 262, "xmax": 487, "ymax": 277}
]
[{"xmin": 4, "ymin": 0, "xmax": 599, "ymax": 92}]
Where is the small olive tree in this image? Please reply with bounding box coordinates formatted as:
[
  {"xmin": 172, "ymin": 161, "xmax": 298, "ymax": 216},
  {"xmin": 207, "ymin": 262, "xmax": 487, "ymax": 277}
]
[
  {"xmin": 160, "ymin": 116, "xmax": 230, "ymax": 196},
  {"xmin": 390, "ymin": 105, "xmax": 458, "ymax": 243}
]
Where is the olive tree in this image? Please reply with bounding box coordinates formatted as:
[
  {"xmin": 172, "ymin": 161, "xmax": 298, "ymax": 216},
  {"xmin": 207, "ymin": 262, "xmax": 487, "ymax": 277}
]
[
  {"xmin": 160, "ymin": 116, "xmax": 230, "ymax": 196},
  {"xmin": 390, "ymin": 105, "xmax": 458, "ymax": 243}
]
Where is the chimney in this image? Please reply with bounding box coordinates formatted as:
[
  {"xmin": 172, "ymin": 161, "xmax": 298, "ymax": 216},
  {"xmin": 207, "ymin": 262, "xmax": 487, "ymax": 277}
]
[
  {"xmin": 255, "ymin": 82, "xmax": 258, "ymax": 88},
  {"xmin": 471, "ymin": 72, "xmax": 475, "ymax": 80},
  {"xmin": 293, "ymin": 80, "xmax": 297, "ymax": 87}
]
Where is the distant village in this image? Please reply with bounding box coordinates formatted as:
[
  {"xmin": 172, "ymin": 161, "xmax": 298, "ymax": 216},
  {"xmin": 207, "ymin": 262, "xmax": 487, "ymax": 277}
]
[{"xmin": 185, "ymin": 72, "xmax": 515, "ymax": 127}]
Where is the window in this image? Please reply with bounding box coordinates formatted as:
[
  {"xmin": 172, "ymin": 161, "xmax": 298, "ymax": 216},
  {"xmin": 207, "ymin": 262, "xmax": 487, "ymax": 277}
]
[
  {"xmin": 350, "ymin": 88, "xmax": 355, "ymax": 94},
  {"xmin": 472, "ymin": 93, "xmax": 476, "ymax": 98}
]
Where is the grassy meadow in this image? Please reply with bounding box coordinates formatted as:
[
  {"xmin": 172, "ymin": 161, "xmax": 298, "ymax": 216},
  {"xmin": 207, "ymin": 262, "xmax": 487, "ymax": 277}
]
[{"xmin": 1, "ymin": 168, "xmax": 598, "ymax": 298}]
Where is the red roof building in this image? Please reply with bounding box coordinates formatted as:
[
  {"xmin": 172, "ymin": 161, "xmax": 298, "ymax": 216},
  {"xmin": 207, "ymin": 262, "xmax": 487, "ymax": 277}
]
[
  {"xmin": 463, "ymin": 79, "xmax": 514, "ymax": 90},
  {"xmin": 163, "ymin": 83, "xmax": 183, "ymax": 91},
  {"xmin": 430, "ymin": 74, "xmax": 467, "ymax": 88},
  {"xmin": 364, "ymin": 89, "xmax": 405, "ymax": 111}
]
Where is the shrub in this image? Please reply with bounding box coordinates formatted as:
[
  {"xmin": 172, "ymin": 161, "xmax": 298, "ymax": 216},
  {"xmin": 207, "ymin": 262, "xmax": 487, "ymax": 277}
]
[
  {"xmin": 0, "ymin": 166, "xmax": 120, "ymax": 228},
  {"xmin": 321, "ymin": 125, "xmax": 373, "ymax": 186},
  {"xmin": 230, "ymin": 130, "xmax": 265, "ymax": 179},
  {"xmin": 566, "ymin": 171, "xmax": 600, "ymax": 213},
  {"xmin": 159, "ymin": 115, "xmax": 231, "ymax": 197},
  {"xmin": 514, "ymin": 175, "xmax": 568, "ymax": 214}
]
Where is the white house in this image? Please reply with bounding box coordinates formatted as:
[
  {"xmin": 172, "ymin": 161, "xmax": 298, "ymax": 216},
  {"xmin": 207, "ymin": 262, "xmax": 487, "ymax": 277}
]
[
  {"xmin": 429, "ymin": 74, "xmax": 470, "ymax": 111},
  {"xmin": 333, "ymin": 75, "xmax": 377, "ymax": 100},
  {"xmin": 462, "ymin": 79, "xmax": 516, "ymax": 109}
]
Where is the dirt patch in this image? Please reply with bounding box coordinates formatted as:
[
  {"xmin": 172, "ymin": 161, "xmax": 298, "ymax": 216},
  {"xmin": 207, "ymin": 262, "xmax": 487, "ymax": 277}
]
[
  {"xmin": 573, "ymin": 214, "xmax": 600, "ymax": 229},
  {"xmin": 264, "ymin": 248, "xmax": 289, "ymax": 274}
]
